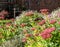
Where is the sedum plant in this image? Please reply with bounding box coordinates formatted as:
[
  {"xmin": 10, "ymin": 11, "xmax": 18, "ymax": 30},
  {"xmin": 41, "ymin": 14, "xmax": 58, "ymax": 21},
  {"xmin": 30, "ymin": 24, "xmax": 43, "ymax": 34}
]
[
  {"xmin": 0, "ymin": 19, "xmax": 18, "ymax": 46},
  {"xmin": 15, "ymin": 10, "xmax": 60, "ymax": 47},
  {"xmin": 1, "ymin": 8, "xmax": 60, "ymax": 47}
]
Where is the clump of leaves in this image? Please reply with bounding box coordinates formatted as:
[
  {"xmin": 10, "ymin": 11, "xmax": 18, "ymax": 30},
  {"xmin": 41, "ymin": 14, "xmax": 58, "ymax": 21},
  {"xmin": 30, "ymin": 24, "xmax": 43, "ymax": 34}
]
[
  {"xmin": 15, "ymin": 10, "xmax": 60, "ymax": 47},
  {"xmin": 1, "ymin": 8, "xmax": 60, "ymax": 47}
]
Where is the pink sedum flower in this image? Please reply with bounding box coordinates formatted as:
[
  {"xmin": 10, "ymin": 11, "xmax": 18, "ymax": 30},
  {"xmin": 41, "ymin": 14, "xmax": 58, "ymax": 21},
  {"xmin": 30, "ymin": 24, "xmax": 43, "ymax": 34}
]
[
  {"xmin": 6, "ymin": 23, "xmax": 11, "ymax": 26},
  {"xmin": 46, "ymin": 34, "xmax": 52, "ymax": 38},
  {"xmin": 38, "ymin": 20, "xmax": 45, "ymax": 25},
  {"xmin": 50, "ymin": 20, "xmax": 56, "ymax": 24},
  {"xmin": 25, "ymin": 34, "xmax": 32, "ymax": 37},
  {"xmin": 23, "ymin": 30, "xmax": 27, "ymax": 34},
  {"xmin": 41, "ymin": 34, "xmax": 47, "ymax": 39},
  {"xmin": 10, "ymin": 18, "xmax": 15, "ymax": 21},
  {"xmin": 39, "ymin": 27, "xmax": 55, "ymax": 39},
  {"xmin": 58, "ymin": 21, "xmax": 60, "ymax": 24},
  {"xmin": 40, "ymin": 9, "xmax": 49, "ymax": 15},
  {"xmin": 25, "ymin": 11, "xmax": 33, "ymax": 16},
  {"xmin": 31, "ymin": 27, "xmax": 35, "ymax": 31},
  {"xmin": 35, "ymin": 33, "xmax": 39, "ymax": 36},
  {"xmin": 46, "ymin": 27, "xmax": 55, "ymax": 33},
  {"xmin": 39, "ymin": 33, "xmax": 52, "ymax": 39},
  {"xmin": 22, "ymin": 38, "xmax": 27, "ymax": 42},
  {"xmin": 50, "ymin": 27, "xmax": 55, "ymax": 31},
  {"xmin": 20, "ymin": 23, "xmax": 26, "ymax": 27}
]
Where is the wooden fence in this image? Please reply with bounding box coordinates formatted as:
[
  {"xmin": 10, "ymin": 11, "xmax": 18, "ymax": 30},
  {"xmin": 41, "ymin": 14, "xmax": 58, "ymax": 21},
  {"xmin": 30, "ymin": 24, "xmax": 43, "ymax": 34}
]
[{"xmin": 18, "ymin": 0, "xmax": 60, "ymax": 12}]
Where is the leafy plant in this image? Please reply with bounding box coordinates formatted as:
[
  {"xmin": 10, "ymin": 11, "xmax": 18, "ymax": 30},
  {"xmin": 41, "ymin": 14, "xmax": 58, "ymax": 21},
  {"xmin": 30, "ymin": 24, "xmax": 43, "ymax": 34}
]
[{"xmin": 1, "ymin": 8, "xmax": 60, "ymax": 47}]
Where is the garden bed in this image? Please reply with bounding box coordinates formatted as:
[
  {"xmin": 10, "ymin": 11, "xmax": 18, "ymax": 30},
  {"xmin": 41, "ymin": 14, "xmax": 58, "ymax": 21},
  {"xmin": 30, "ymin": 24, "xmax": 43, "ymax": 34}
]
[{"xmin": 0, "ymin": 8, "xmax": 60, "ymax": 47}]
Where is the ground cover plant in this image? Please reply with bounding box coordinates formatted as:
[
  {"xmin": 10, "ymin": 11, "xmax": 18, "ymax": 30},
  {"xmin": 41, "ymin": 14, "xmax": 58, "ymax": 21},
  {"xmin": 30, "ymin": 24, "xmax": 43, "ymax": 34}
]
[{"xmin": 0, "ymin": 8, "xmax": 60, "ymax": 47}]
